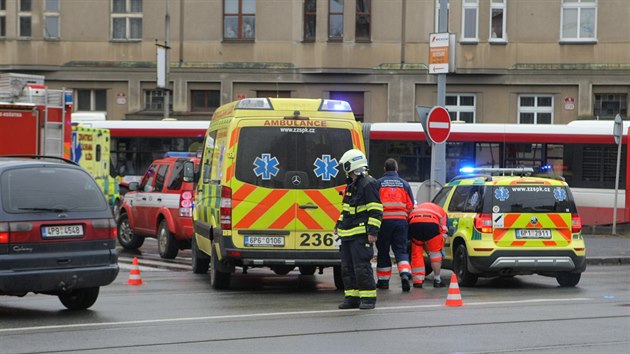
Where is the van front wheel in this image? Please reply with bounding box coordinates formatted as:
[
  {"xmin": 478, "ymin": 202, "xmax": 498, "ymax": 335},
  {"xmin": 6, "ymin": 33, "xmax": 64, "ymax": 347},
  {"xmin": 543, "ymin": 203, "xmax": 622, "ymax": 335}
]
[{"xmin": 211, "ymin": 242, "xmax": 231, "ymax": 290}]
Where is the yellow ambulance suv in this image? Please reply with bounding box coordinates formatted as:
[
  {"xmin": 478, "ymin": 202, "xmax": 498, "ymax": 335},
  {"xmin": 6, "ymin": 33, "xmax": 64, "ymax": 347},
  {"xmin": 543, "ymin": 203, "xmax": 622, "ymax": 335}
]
[
  {"xmin": 433, "ymin": 168, "xmax": 586, "ymax": 287},
  {"xmin": 192, "ymin": 98, "xmax": 364, "ymax": 289}
]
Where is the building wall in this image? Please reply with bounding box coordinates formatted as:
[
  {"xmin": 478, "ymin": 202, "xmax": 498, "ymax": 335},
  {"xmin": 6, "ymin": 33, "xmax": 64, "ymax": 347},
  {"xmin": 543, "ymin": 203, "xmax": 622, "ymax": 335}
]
[{"xmin": 0, "ymin": 0, "xmax": 628, "ymax": 122}]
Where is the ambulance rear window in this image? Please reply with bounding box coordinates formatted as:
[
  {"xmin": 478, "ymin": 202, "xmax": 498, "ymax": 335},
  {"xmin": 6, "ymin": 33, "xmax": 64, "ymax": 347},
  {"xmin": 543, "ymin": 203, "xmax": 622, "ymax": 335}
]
[
  {"xmin": 487, "ymin": 185, "xmax": 578, "ymax": 214},
  {"xmin": 235, "ymin": 126, "xmax": 353, "ymax": 189}
]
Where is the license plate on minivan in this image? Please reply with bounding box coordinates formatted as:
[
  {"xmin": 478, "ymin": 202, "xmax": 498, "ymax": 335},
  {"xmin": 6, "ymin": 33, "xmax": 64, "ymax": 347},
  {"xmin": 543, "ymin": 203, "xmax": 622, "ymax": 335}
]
[
  {"xmin": 244, "ymin": 236, "xmax": 285, "ymax": 247},
  {"xmin": 42, "ymin": 225, "xmax": 84, "ymax": 239},
  {"xmin": 515, "ymin": 229, "xmax": 551, "ymax": 239}
]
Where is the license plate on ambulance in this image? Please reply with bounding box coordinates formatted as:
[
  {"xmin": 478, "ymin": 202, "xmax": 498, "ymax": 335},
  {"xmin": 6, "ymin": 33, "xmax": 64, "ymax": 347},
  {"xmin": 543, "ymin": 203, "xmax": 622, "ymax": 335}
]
[
  {"xmin": 244, "ymin": 236, "xmax": 285, "ymax": 247},
  {"xmin": 42, "ymin": 225, "xmax": 84, "ymax": 239},
  {"xmin": 515, "ymin": 229, "xmax": 551, "ymax": 239}
]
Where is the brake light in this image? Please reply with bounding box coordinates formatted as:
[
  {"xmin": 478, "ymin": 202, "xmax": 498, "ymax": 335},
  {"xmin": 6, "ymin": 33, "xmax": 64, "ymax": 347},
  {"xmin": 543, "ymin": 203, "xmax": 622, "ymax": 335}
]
[
  {"xmin": 180, "ymin": 191, "xmax": 194, "ymax": 217},
  {"xmin": 110, "ymin": 218, "xmax": 118, "ymax": 240},
  {"xmin": 474, "ymin": 213, "xmax": 493, "ymax": 233},
  {"xmin": 220, "ymin": 186, "xmax": 232, "ymax": 230},
  {"xmin": 571, "ymin": 214, "xmax": 582, "ymax": 233},
  {"xmin": 0, "ymin": 223, "xmax": 8, "ymax": 244}
]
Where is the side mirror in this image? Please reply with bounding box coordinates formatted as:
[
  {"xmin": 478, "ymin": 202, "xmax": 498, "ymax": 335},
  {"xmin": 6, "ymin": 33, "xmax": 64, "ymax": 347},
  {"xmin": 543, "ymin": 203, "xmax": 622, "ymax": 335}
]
[
  {"xmin": 183, "ymin": 161, "xmax": 195, "ymax": 182},
  {"xmin": 128, "ymin": 181, "xmax": 140, "ymax": 191}
]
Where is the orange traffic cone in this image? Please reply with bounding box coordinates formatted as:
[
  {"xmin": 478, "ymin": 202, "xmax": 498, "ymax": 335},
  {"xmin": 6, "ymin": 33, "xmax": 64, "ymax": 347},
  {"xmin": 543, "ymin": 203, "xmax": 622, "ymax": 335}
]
[
  {"xmin": 127, "ymin": 257, "xmax": 143, "ymax": 285},
  {"xmin": 444, "ymin": 273, "xmax": 463, "ymax": 307}
]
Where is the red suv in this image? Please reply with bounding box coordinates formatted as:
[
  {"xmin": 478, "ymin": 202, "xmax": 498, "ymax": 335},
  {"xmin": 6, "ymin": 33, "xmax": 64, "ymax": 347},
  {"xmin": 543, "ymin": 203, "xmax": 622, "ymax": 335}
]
[{"xmin": 117, "ymin": 153, "xmax": 199, "ymax": 259}]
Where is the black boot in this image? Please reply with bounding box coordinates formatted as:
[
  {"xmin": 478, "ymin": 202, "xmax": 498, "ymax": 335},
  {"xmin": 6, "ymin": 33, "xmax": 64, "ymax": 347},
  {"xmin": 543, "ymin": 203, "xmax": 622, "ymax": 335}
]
[
  {"xmin": 338, "ymin": 296, "xmax": 360, "ymax": 309},
  {"xmin": 359, "ymin": 297, "xmax": 376, "ymax": 310},
  {"xmin": 401, "ymin": 274, "xmax": 411, "ymax": 292},
  {"xmin": 376, "ymin": 280, "xmax": 389, "ymax": 289}
]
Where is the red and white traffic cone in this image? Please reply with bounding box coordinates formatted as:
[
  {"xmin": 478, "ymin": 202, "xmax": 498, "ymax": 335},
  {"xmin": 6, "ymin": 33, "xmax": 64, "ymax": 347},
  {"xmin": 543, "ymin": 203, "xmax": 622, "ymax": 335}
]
[
  {"xmin": 444, "ymin": 273, "xmax": 463, "ymax": 307},
  {"xmin": 127, "ymin": 257, "xmax": 143, "ymax": 285}
]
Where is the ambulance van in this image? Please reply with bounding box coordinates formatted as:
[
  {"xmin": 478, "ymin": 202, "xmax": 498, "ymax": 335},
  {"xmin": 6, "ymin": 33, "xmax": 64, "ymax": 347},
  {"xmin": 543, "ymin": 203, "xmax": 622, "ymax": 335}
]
[{"xmin": 192, "ymin": 98, "xmax": 364, "ymax": 289}]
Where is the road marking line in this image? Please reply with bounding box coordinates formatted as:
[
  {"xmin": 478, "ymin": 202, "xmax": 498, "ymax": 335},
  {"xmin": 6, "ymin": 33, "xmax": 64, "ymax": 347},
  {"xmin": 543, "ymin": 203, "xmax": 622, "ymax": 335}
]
[{"xmin": 0, "ymin": 298, "xmax": 591, "ymax": 333}]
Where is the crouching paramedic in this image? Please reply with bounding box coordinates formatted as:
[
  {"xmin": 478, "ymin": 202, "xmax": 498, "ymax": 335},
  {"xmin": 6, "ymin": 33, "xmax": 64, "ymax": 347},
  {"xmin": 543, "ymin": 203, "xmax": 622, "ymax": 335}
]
[
  {"xmin": 408, "ymin": 202, "xmax": 447, "ymax": 288},
  {"xmin": 335, "ymin": 149, "xmax": 383, "ymax": 310},
  {"xmin": 376, "ymin": 158, "xmax": 414, "ymax": 292}
]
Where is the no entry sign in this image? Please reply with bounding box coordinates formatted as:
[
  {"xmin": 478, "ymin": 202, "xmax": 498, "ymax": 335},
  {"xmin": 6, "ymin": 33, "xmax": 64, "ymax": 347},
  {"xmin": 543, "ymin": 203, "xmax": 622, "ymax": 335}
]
[{"xmin": 424, "ymin": 106, "xmax": 451, "ymax": 144}]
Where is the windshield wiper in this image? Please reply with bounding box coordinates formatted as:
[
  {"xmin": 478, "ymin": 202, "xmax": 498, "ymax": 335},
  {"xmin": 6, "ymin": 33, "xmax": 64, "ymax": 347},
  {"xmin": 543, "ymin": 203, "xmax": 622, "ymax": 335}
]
[{"xmin": 18, "ymin": 207, "xmax": 68, "ymax": 212}]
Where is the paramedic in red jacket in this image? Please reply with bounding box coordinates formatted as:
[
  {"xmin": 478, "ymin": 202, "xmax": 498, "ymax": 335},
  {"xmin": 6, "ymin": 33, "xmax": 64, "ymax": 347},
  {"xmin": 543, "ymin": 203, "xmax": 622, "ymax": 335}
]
[
  {"xmin": 376, "ymin": 158, "xmax": 414, "ymax": 292},
  {"xmin": 408, "ymin": 202, "xmax": 448, "ymax": 288}
]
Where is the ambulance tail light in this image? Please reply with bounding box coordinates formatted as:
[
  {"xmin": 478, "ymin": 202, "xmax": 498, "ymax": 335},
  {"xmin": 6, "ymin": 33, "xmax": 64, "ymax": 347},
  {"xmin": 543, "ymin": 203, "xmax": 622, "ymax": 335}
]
[
  {"xmin": 571, "ymin": 214, "xmax": 582, "ymax": 233},
  {"xmin": 474, "ymin": 213, "xmax": 493, "ymax": 234},
  {"xmin": 220, "ymin": 186, "xmax": 232, "ymax": 230},
  {"xmin": 0, "ymin": 223, "xmax": 8, "ymax": 245},
  {"xmin": 180, "ymin": 191, "xmax": 193, "ymax": 217}
]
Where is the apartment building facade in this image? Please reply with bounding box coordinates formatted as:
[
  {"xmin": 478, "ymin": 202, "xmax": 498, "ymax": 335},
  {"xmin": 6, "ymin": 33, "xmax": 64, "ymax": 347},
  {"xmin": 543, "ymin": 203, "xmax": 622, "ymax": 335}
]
[{"xmin": 0, "ymin": 0, "xmax": 628, "ymax": 123}]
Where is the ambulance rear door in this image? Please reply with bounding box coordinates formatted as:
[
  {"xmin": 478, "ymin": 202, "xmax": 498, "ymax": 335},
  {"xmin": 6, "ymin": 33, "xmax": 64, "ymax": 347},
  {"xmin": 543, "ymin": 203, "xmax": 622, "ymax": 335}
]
[{"xmin": 230, "ymin": 119, "xmax": 356, "ymax": 252}]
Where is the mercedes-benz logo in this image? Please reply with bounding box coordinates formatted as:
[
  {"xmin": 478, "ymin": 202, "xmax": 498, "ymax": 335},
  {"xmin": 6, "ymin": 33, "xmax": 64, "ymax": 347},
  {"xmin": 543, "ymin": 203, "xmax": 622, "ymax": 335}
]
[
  {"xmin": 530, "ymin": 216, "xmax": 539, "ymax": 225},
  {"xmin": 291, "ymin": 175, "xmax": 302, "ymax": 185}
]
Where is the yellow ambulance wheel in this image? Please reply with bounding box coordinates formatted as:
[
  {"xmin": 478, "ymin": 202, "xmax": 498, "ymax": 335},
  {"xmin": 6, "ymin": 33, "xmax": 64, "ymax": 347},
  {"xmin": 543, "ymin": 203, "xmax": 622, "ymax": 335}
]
[
  {"xmin": 211, "ymin": 241, "xmax": 231, "ymax": 290},
  {"xmin": 191, "ymin": 236, "xmax": 210, "ymax": 274},
  {"xmin": 299, "ymin": 266, "xmax": 317, "ymax": 275},
  {"xmin": 556, "ymin": 272, "xmax": 581, "ymax": 287},
  {"xmin": 453, "ymin": 244, "xmax": 478, "ymax": 287}
]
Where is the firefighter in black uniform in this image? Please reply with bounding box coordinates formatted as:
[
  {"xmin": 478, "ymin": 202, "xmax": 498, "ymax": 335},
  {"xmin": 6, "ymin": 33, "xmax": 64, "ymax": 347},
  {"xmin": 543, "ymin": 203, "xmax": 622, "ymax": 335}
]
[{"xmin": 335, "ymin": 149, "xmax": 383, "ymax": 310}]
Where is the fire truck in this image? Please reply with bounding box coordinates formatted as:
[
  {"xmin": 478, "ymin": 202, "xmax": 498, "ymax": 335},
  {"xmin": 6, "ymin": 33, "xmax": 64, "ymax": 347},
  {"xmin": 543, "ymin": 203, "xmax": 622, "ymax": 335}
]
[{"xmin": 0, "ymin": 73, "xmax": 72, "ymax": 158}]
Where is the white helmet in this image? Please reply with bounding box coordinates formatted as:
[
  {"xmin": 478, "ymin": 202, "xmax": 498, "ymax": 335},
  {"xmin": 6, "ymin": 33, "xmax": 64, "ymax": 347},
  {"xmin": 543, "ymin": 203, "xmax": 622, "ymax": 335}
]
[{"xmin": 339, "ymin": 149, "xmax": 368, "ymax": 176}]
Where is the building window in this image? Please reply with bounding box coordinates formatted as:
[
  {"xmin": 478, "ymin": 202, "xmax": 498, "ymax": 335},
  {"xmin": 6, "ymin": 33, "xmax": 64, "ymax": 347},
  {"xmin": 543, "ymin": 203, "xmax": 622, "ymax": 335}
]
[
  {"xmin": 594, "ymin": 94, "xmax": 627, "ymax": 119},
  {"xmin": 224, "ymin": 0, "xmax": 256, "ymax": 40},
  {"xmin": 490, "ymin": 0, "xmax": 506, "ymax": 41},
  {"xmin": 44, "ymin": 0, "xmax": 60, "ymax": 39},
  {"xmin": 191, "ymin": 90, "xmax": 221, "ymax": 113},
  {"xmin": 145, "ymin": 89, "xmax": 172, "ymax": 112},
  {"xmin": 304, "ymin": 0, "xmax": 316, "ymax": 42},
  {"xmin": 0, "ymin": 0, "xmax": 6, "ymax": 38},
  {"xmin": 434, "ymin": 0, "xmax": 450, "ymax": 32},
  {"xmin": 461, "ymin": 0, "xmax": 478, "ymax": 42},
  {"xmin": 76, "ymin": 89, "xmax": 107, "ymax": 111},
  {"xmin": 355, "ymin": 0, "xmax": 370, "ymax": 41},
  {"xmin": 328, "ymin": 0, "xmax": 343, "ymax": 40},
  {"xmin": 518, "ymin": 95, "xmax": 553, "ymax": 124},
  {"xmin": 19, "ymin": 0, "xmax": 32, "ymax": 38},
  {"xmin": 112, "ymin": 0, "xmax": 143, "ymax": 40},
  {"xmin": 561, "ymin": 0, "xmax": 596, "ymax": 41},
  {"xmin": 446, "ymin": 94, "xmax": 476, "ymax": 123}
]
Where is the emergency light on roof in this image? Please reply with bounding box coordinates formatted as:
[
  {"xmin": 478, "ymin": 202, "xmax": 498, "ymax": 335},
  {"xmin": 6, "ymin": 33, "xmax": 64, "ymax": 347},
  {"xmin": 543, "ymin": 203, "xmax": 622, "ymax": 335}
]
[
  {"xmin": 319, "ymin": 99, "xmax": 352, "ymax": 112},
  {"xmin": 236, "ymin": 98, "xmax": 272, "ymax": 110},
  {"xmin": 459, "ymin": 167, "xmax": 534, "ymax": 176},
  {"xmin": 164, "ymin": 152, "xmax": 197, "ymax": 158}
]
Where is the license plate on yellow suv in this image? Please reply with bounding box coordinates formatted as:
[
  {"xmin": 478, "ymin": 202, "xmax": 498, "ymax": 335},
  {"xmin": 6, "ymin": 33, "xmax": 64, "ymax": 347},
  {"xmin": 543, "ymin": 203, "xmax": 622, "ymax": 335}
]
[{"xmin": 515, "ymin": 229, "xmax": 551, "ymax": 239}]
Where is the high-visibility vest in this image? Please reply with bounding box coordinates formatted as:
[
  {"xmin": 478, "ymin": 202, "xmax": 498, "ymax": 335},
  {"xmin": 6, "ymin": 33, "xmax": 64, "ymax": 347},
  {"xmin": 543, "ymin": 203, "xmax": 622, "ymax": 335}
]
[{"xmin": 408, "ymin": 202, "xmax": 448, "ymax": 234}]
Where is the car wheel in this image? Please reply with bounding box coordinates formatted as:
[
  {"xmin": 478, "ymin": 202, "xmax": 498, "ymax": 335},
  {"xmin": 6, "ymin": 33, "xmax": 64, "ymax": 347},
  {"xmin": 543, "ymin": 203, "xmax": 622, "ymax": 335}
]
[
  {"xmin": 191, "ymin": 236, "xmax": 210, "ymax": 274},
  {"xmin": 556, "ymin": 272, "xmax": 581, "ymax": 287},
  {"xmin": 117, "ymin": 213, "xmax": 145, "ymax": 249},
  {"xmin": 58, "ymin": 287, "xmax": 100, "ymax": 310},
  {"xmin": 333, "ymin": 266, "xmax": 344, "ymax": 290},
  {"xmin": 158, "ymin": 220, "xmax": 179, "ymax": 259},
  {"xmin": 211, "ymin": 241, "xmax": 231, "ymax": 290},
  {"xmin": 453, "ymin": 244, "xmax": 478, "ymax": 287},
  {"xmin": 299, "ymin": 266, "xmax": 317, "ymax": 275}
]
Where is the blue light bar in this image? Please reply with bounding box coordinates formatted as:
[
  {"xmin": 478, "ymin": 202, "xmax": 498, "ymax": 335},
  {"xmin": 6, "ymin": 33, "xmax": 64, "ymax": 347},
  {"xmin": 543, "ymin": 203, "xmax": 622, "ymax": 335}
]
[
  {"xmin": 319, "ymin": 99, "xmax": 352, "ymax": 112},
  {"xmin": 164, "ymin": 152, "xmax": 197, "ymax": 158}
]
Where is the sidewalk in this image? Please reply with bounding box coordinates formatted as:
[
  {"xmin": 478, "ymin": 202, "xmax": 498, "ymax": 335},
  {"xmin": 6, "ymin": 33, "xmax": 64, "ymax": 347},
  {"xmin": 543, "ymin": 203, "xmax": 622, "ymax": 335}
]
[{"xmin": 584, "ymin": 233, "xmax": 630, "ymax": 266}]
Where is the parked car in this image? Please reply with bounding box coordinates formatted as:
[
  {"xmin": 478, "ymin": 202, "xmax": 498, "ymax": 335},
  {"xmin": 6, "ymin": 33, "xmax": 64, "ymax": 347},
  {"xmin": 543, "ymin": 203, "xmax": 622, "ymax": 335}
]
[
  {"xmin": 117, "ymin": 153, "xmax": 199, "ymax": 259},
  {"xmin": 0, "ymin": 155, "xmax": 119, "ymax": 310},
  {"xmin": 433, "ymin": 167, "xmax": 586, "ymax": 287}
]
